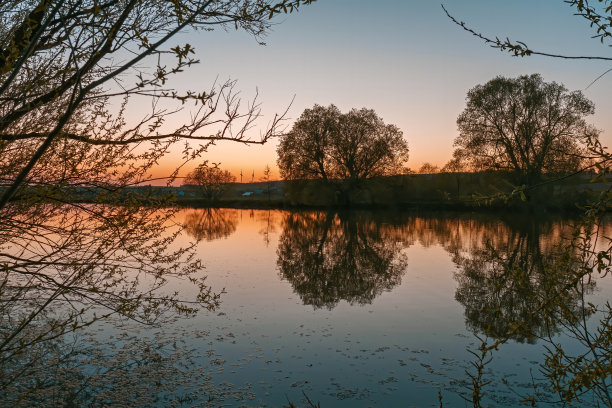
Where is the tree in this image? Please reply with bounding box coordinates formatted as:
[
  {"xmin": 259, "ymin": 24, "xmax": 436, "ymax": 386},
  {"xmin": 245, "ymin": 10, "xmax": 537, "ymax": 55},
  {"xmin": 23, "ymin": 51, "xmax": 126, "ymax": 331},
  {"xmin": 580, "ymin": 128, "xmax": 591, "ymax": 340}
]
[
  {"xmin": 184, "ymin": 161, "xmax": 235, "ymax": 200},
  {"xmin": 443, "ymin": 5, "xmax": 612, "ymax": 404},
  {"xmin": 441, "ymin": 155, "xmax": 465, "ymax": 173},
  {"xmin": 277, "ymin": 104, "xmax": 409, "ymax": 184},
  {"xmin": 0, "ymin": 0, "xmax": 313, "ymax": 207},
  {"xmin": 452, "ymin": 74, "xmax": 597, "ymax": 184},
  {"xmin": 418, "ymin": 162, "xmax": 440, "ymax": 174},
  {"xmin": 0, "ymin": 0, "xmax": 314, "ymax": 401},
  {"xmin": 277, "ymin": 104, "xmax": 340, "ymax": 182}
]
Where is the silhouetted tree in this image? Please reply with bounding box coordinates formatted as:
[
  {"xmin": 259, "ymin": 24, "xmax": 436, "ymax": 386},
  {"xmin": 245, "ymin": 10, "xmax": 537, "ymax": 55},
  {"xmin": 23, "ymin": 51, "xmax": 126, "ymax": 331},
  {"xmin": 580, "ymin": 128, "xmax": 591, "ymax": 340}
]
[
  {"xmin": 441, "ymin": 155, "xmax": 465, "ymax": 173},
  {"xmin": 277, "ymin": 104, "xmax": 339, "ymax": 182},
  {"xmin": 261, "ymin": 164, "xmax": 272, "ymax": 200},
  {"xmin": 452, "ymin": 74, "xmax": 597, "ymax": 184},
  {"xmin": 277, "ymin": 104, "xmax": 409, "ymax": 184},
  {"xmin": 184, "ymin": 162, "xmax": 236, "ymax": 200},
  {"xmin": 418, "ymin": 162, "xmax": 440, "ymax": 174}
]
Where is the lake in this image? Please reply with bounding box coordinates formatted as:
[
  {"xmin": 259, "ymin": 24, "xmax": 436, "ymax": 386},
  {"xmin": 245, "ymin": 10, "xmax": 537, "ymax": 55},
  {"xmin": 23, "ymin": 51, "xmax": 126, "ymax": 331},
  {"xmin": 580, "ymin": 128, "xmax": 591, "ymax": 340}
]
[
  {"xmin": 3, "ymin": 208, "xmax": 610, "ymax": 407},
  {"xmin": 171, "ymin": 209, "xmax": 611, "ymax": 407}
]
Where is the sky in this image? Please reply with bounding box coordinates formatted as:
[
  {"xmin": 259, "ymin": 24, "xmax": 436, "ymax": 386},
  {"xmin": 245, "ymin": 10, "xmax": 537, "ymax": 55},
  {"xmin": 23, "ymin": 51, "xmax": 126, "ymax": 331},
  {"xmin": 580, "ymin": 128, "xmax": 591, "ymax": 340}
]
[{"xmin": 138, "ymin": 0, "xmax": 612, "ymax": 182}]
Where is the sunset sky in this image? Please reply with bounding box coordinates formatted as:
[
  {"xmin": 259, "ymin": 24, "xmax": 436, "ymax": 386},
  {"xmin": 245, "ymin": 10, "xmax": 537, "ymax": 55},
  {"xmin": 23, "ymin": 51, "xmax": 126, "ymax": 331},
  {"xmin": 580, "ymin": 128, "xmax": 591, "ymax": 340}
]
[{"xmin": 142, "ymin": 0, "xmax": 612, "ymax": 182}]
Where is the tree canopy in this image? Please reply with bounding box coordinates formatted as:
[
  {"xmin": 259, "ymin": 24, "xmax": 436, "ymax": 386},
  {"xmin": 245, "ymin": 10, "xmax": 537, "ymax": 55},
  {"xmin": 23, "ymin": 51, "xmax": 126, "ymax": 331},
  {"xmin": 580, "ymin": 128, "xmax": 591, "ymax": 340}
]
[
  {"xmin": 184, "ymin": 161, "xmax": 235, "ymax": 200},
  {"xmin": 0, "ymin": 0, "xmax": 314, "ymax": 400},
  {"xmin": 277, "ymin": 104, "xmax": 409, "ymax": 183},
  {"xmin": 418, "ymin": 162, "xmax": 440, "ymax": 174},
  {"xmin": 451, "ymin": 74, "xmax": 597, "ymax": 183}
]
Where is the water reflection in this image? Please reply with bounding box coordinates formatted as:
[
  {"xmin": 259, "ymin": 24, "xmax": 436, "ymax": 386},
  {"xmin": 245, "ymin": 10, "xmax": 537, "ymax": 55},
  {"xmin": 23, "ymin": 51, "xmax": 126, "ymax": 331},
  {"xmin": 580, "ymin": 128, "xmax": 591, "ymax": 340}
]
[
  {"xmin": 451, "ymin": 217, "xmax": 592, "ymax": 343},
  {"xmin": 276, "ymin": 212, "xmax": 408, "ymax": 309},
  {"xmin": 274, "ymin": 210, "xmax": 593, "ymax": 342},
  {"xmin": 255, "ymin": 210, "xmax": 281, "ymax": 247},
  {"xmin": 183, "ymin": 208, "xmax": 239, "ymax": 241},
  {"xmin": 9, "ymin": 208, "xmax": 602, "ymax": 406}
]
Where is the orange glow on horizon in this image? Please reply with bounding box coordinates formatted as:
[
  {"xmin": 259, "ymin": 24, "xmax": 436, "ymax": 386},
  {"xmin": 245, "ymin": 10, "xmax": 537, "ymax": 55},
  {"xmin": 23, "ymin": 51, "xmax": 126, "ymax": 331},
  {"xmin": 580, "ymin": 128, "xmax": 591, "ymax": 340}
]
[{"xmin": 143, "ymin": 133, "xmax": 453, "ymax": 186}]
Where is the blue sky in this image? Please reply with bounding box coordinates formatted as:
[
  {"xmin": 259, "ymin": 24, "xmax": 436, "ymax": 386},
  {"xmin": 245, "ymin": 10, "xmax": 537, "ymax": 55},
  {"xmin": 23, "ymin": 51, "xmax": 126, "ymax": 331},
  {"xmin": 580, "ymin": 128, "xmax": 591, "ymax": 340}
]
[{"xmin": 150, "ymin": 0, "xmax": 612, "ymax": 178}]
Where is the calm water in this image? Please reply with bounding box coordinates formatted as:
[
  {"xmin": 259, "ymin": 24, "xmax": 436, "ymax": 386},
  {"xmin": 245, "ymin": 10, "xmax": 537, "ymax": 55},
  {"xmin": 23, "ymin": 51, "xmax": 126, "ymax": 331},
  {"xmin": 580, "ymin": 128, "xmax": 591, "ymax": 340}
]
[
  {"xmin": 161, "ymin": 209, "xmax": 610, "ymax": 407},
  {"xmin": 10, "ymin": 208, "xmax": 609, "ymax": 407}
]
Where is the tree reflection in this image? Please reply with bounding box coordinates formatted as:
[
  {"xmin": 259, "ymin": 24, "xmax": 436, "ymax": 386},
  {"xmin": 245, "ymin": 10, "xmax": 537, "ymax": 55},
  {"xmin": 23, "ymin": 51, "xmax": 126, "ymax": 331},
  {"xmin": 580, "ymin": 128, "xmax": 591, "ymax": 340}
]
[
  {"xmin": 0, "ymin": 203, "xmax": 222, "ymax": 406},
  {"xmin": 277, "ymin": 211, "xmax": 408, "ymax": 309},
  {"xmin": 183, "ymin": 208, "xmax": 239, "ymax": 241},
  {"xmin": 452, "ymin": 218, "xmax": 591, "ymax": 343}
]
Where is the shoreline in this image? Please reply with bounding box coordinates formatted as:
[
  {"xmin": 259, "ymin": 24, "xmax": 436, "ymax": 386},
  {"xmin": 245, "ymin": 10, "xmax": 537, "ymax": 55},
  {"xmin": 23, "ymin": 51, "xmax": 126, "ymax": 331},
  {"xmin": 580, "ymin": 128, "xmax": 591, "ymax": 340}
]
[{"xmin": 45, "ymin": 171, "xmax": 607, "ymax": 214}]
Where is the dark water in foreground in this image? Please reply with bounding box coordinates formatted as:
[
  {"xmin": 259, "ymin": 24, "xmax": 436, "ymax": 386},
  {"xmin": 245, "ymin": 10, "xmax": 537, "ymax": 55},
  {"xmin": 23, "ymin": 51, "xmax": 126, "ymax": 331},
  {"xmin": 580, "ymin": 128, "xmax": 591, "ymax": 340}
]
[{"xmin": 168, "ymin": 209, "xmax": 610, "ymax": 407}]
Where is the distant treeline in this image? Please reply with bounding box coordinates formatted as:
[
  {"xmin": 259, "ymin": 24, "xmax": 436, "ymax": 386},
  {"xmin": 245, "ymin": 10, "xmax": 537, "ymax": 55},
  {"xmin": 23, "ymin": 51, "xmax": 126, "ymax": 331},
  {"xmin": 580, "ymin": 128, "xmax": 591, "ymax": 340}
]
[
  {"xmin": 44, "ymin": 171, "xmax": 604, "ymax": 212},
  {"xmin": 277, "ymin": 172, "xmax": 604, "ymax": 211},
  {"xmin": 71, "ymin": 172, "xmax": 603, "ymax": 212}
]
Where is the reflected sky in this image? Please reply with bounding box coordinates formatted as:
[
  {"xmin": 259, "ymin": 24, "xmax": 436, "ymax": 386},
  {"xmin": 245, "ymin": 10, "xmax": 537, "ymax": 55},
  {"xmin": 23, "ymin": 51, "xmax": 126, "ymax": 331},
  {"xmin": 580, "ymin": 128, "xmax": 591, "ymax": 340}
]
[
  {"xmin": 170, "ymin": 208, "xmax": 611, "ymax": 407},
  {"xmin": 13, "ymin": 208, "xmax": 605, "ymax": 406},
  {"xmin": 6, "ymin": 207, "xmax": 608, "ymax": 405}
]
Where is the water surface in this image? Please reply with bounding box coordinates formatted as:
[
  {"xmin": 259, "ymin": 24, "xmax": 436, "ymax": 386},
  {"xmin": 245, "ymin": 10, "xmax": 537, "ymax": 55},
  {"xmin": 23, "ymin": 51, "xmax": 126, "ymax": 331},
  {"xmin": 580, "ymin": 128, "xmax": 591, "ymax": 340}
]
[{"xmin": 166, "ymin": 209, "xmax": 611, "ymax": 407}]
